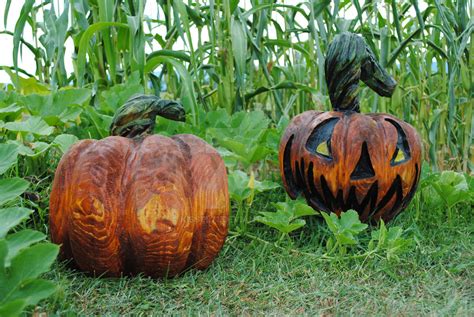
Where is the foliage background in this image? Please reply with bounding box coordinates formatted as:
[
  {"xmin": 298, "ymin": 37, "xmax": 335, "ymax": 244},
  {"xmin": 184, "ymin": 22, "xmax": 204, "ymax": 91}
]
[
  {"xmin": 0, "ymin": 0, "xmax": 472, "ymax": 171},
  {"xmin": 0, "ymin": 0, "xmax": 472, "ymax": 315}
]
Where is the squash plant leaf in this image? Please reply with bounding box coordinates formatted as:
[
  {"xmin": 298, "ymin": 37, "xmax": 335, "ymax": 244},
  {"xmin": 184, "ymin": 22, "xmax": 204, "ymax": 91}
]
[
  {"xmin": 99, "ymin": 72, "xmax": 143, "ymax": 114},
  {"xmin": 0, "ymin": 203, "xmax": 58, "ymax": 313},
  {"xmin": 228, "ymin": 170, "xmax": 252, "ymax": 203},
  {"xmin": 2, "ymin": 243, "xmax": 59, "ymax": 294},
  {"xmin": 0, "ymin": 240, "xmax": 7, "ymax": 272},
  {"xmin": 0, "ymin": 299, "xmax": 26, "ymax": 317},
  {"xmin": 228, "ymin": 170, "xmax": 279, "ymax": 203},
  {"xmin": 53, "ymin": 134, "xmax": 79, "ymax": 154},
  {"xmin": 18, "ymin": 89, "xmax": 88, "ymax": 125},
  {"xmin": 0, "ymin": 103, "xmax": 22, "ymax": 118},
  {"xmin": 5, "ymin": 230, "xmax": 46, "ymax": 266},
  {"xmin": 370, "ymin": 220, "xmax": 412, "ymax": 260},
  {"xmin": 255, "ymin": 199, "xmax": 317, "ymax": 234},
  {"xmin": 2, "ymin": 279, "xmax": 57, "ymax": 308},
  {"xmin": 0, "ymin": 178, "xmax": 29, "ymax": 206},
  {"xmin": 0, "ymin": 144, "xmax": 19, "ymax": 175},
  {"xmin": 431, "ymin": 171, "xmax": 471, "ymax": 208},
  {"xmin": 0, "ymin": 208, "xmax": 32, "ymax": 239},
  {"xmin": 4, "ymin": 116, "xmax": 54, "ymax": 136},
  {"xmin": 321, "ymin": 210, "xmax": 368, "ymax": 246}
]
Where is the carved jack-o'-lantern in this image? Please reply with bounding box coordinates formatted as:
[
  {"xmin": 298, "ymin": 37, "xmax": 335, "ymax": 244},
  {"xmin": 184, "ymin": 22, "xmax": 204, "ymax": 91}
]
[
  {"xmin": 50, "ymin": 95, "xmax": 229, "ymax": 278},
  {"xmin": 279, "ymin": 33, "xmax": 422, "ymax": 223}
]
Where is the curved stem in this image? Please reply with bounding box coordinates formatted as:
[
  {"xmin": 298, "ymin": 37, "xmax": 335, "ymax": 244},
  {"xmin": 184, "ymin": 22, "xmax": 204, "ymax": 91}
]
[
  {"xmin": 109, "ymin": 94, "xmax": 185, "ymax": 138},
  {"xmin": 325, "ymin": 32, "xmax": 397, "ymax": 112}
]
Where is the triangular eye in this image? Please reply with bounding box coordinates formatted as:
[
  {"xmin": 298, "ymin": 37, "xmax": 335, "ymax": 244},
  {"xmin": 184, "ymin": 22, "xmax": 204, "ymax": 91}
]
[
  {"xmin": 392, "ymin": 148, "xmax": 406, "ymax": 164},
  {"xmin": 316, "ymin": 141, "xmax": 330, "ymax": 157},
  {"xmin": 306, "ymin": 118, "xmax": 339, "ymax": 159},
  {"xmin": 386, "ymin": 118, "xmax": 411, "ymax": 166}
]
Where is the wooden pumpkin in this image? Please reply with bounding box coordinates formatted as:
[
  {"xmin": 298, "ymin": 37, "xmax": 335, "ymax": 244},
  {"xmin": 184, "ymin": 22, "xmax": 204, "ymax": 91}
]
[
  {"xmin": 279, "ymin": 33, "xmax": 422, "ymax": 223},
  {"xmin": 50, "ymin": 95, "xmax": 229, "ymax": 278}
]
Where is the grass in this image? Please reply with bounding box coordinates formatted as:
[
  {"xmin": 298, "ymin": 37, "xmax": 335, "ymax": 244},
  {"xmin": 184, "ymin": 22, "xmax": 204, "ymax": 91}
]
[{"xmin": 34, "ymin": 189, "xmax": 473, "ymax": 315}]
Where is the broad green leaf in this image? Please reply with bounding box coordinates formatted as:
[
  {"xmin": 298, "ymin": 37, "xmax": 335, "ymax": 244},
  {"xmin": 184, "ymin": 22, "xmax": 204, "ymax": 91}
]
[
  {"xmin": 0, "ymin": 144, "xmax": 19, "ymax": 175},
  {"xmin": 370, "ymin": 221, "xmax": 411, "ymax": 260},
  {"xmin": 23, "ymin": 88, "xmax": 89, "ymax": 124},
  {"xmin": 0, "ymin": 103, "xmax": 22, "ymax": 117},
  {"xmin": 0, "ymin": 240, "xmax": 7, "ymax": 272},
  {"xmin": 0, "ymin": 178, "xmax": 29, "ymax": 206},
  {"xmin": 339, "ymin": 210, "xmax": 368, "ymax": 232},
  {"xmin": 24, "ymin": 142, "xmax": 50, "ymax": 158},
  {"xmin": 6, "ymin": 140, "xmax": 33, "ymax": 156},
  {"xmin": 228, "ymin": 170, "xmax": 251, "ymax": 202},
  {"xmin": 255, "ymin": 199, "xmax": 315, "ymax": 234},
  {"xmin": 322, "ymin": 210, "xmax": 367, "ymax": 247},
  {"xmin": 53, "ymin": 87, "xmax": 92, "ymax": 108},
  {"xmin": 292, "ymin": 202, "xmax": 317, "ymax": 218},
  {"xmin": 255, "ymin": 215, "xmax": 306, "ymax": 234},
  {"xmin": 0, "ymin": 299, "xmax": 26, "ymax": 316},
  {"xmin": 53, "ymin": 134, "xmax": 79, "ymax": 154},
  {"xmin": 4, "ymin": 116, "xmax": 54, "ymax": 136},
  {"xmin": 4, "ymin": 279, "xmax": 57, "ymax": 308},
  {"xmin": 4, "ymin": 72, "xmax": 49, "ymax": 96},
  {"xmin": 252, "ymin": 179, "xmax": 280, "ymax": 193},
  {"xmin": 4, "ymin": 141, "xmax": 51, "ymax": 158},
  {"xmin": 6, "ymin": 243, "xmax": 59, "ymax": 291},
  {"xmin": 205, "ymin": 109, "xmax": 231, "ymax": 128},
  {"xmin": 0, "ymin": 208, "xmax": 32, "ymax": 238},
  {"xmin": 337, "ymin": 232, "xmax": 358, "ymax": 245},
  {"xmin": 321, "ymin": 212, "xmax": 338, "ymax": 233},
  {"xmin": 99, "ymin": 72, "xmax": 143, "ymax": 114},
  {"xmin": 432, "ymin": 171, "xmax": 470, "ymax": 207},
  {"xmin": 83, "ymin": 106, "xmax": 113, "ymax": 139},
  {"xmin": 5, "ymin": 230, "xmax": 46, "ymax": 266}
]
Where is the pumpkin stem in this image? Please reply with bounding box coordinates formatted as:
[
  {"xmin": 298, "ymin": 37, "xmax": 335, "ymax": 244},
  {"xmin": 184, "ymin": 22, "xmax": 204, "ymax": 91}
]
[
  {"xmin": 109, "ymin": 94, "xmax": 185, "ymax": 138},
  {"xmin": 325, "ymin": 32, "xmax": 397, "ymax": 112}
]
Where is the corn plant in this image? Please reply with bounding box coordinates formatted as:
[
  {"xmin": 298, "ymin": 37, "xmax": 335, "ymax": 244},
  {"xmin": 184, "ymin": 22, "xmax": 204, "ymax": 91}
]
[{"xmin": 2, "ymin": 0, "xmax": 472, "ymax": 172}]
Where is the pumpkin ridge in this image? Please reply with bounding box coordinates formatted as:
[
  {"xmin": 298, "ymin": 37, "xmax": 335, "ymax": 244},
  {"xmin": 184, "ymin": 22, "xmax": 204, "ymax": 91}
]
[
  {"xmin": 170, "ymin": 134, "xmax": 229, "ymax": 270},
  {"xmin": 170, "ymin": 134, "xmax": 198, "ymax": 269},
  {"xmin": 140, "ymin": 135, "xmax": 194, "ymax": 276},
  {"xmin": 282, "ymin": 134, "xmax": 300, "ymax": 198},
  {"xmin": 68, "ymin": 137, "xmax": 129, "ymax": 276},
  {"xmin": 117, "ymin": 137, "xmax": 140, "ymax": 276}
]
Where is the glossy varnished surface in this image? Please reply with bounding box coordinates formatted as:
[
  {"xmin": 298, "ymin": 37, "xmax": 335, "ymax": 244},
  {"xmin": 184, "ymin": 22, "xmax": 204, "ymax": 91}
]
[
  {"xmin": 279, "ymin": 111, "xmax": 422, "ymax": 223},
  {"xmin": 50, "ymin": 134, "xmax": 229, "ymax": 278}
]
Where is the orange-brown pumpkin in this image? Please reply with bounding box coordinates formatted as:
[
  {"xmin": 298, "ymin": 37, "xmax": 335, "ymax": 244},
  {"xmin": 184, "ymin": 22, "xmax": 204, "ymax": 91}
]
[
  {"xmin": 50, "ymin": 95, "xmax": 229, "ymax": 278},
  {"xmin": 279, "ymin": 32, "xmax": 422, "ymax": 223}
]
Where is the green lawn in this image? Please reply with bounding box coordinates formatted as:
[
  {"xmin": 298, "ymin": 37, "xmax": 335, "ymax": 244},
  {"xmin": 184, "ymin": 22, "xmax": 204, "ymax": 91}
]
[{"xmin": 38, "ymin": 190, "xmax": 473, "ymax": 315}]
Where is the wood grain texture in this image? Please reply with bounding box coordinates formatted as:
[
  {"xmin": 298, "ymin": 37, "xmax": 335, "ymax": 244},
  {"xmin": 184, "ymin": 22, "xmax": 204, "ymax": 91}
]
[
  {"xmin": 279, "ymin": 110, "xmax": 422, "ymax": 223},
  {"xmin": 50, "ymin": 134, "xmax": 229, "ymax": 278}
]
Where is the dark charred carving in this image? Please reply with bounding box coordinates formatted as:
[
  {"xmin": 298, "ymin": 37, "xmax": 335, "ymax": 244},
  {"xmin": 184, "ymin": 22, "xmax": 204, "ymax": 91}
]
[
  {"xmin": 283, "ymin": 135, "xmax": 300, "ymax": 197},
  {"xmin": 305, "ymin": 118, "xmax": 339, "ymax": 159},
  {"xmin": 278, "ymin": 32, "xmax": 422, "ymax": 223},
  {"xmin": 325, "ymin": 32, "xmax": 397, "ymax": 112},
  {"xmin": 386, "ymin": 118, "xmax": 411, "ymax": 166},
  {"xmin": 350, "ymin": 142, "xmax": 376, "ymax": 180},
  {"xmin": 306, "ymin": 162, "xmax": 328, "ymax": 212}
]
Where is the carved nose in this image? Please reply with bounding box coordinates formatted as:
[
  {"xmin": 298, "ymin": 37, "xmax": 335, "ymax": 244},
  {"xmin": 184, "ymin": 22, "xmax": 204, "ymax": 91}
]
[{"xmin": 350, "ymin": 142, "xmax": 375, "ymax": 180}]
